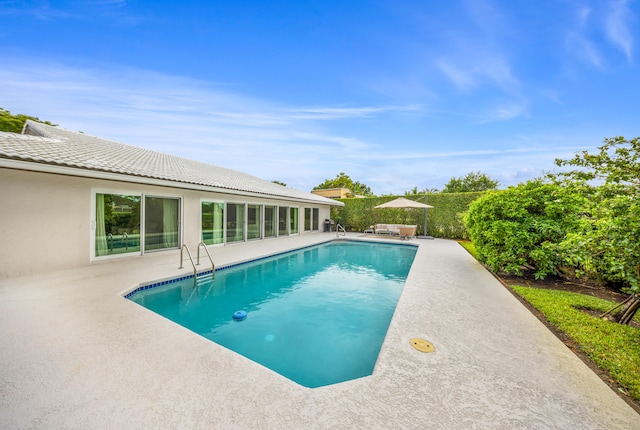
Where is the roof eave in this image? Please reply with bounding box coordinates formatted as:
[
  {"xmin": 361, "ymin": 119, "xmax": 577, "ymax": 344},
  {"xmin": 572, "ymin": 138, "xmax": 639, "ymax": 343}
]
[{"xmin": 0, "ymin": 158, "xmax": 344, "ymax": 206}]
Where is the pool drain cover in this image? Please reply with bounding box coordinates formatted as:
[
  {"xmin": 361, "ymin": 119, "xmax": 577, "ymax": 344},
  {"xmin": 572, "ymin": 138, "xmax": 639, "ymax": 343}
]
[{"xmin": 410, "ymin": 338, "xmax": 435, "ymax": 353}]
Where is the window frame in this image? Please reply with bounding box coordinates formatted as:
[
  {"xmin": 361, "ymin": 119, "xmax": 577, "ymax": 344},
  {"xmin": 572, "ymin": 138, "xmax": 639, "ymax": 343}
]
[
  {"xmin": 91, "ymin": 189, "xmax": 182, "ymax": 260},
  {"xmin": 142, "ymin": 195, "xmax": 182, "ymax": 253},
  {"xmin": 289, "ymin": 206, "xmax": 299, "ymax": 235},
  {"xmin": 226, "ymin": 202, "xmax": 246, "ymax": 244},
  {"xmin": 304, "ymin": 207, "xmax": 312, "ymax": 232},
  {"xmin": 264, "ymin": 205, "xmax": 277, "ymax": 238},
  {"xmin": 303, "ymin": 207, "xmax": 320, "ymax": 232},
  {"xmin": 278, "ymin": 206, "xmax": 289, "ymax": 236},
  {"xmin": 200, "ymin": 199, "xmax": 225, "ymax": 246},
  {"xmin": 247, "ymin": 203, "xmax": 262, "ymax": 241},
  {"xmin": 92, "ymin": 191, "xmax": 142, "ymax": 259},
  {"xmin": 312, "ymin": 208, "xmax": 320, "ymax": 231}
]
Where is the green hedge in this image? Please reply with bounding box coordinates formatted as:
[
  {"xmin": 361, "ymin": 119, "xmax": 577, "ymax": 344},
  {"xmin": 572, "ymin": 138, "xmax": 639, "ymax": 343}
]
[{"xmin": 330, "ymin": 192, "xmax": 483, "ymax": 239}]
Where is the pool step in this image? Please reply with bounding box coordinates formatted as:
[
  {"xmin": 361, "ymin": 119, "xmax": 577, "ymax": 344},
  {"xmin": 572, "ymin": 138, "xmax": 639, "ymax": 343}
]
[
  {"xmin": 195, "ymin": 272, "xmax": 214, "ymax": 286},
  {"xmin": 179, "ymin": 243, "xmax": 216, "ymax": 283}
]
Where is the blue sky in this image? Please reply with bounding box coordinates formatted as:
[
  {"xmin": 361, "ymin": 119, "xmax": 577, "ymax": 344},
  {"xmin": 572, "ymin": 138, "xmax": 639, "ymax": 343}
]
[{"xmin": 1, "ymin": 0, "xmax": 638, "ymax": 195}]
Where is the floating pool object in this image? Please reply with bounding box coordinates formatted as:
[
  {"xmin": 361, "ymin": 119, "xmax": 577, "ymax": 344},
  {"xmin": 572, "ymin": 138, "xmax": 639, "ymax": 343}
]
[
  {"xmin": 409, "ymin": 338, "xmax": 435, "ymax": 353},
  {"xmin": 232, "ymin": 310, "xmax": 247, "ymax": 321}
]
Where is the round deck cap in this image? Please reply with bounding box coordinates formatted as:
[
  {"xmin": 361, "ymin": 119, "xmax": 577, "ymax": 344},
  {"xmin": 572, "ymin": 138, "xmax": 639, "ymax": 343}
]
[{"xmin": 409, "ymin": 338, "xmax": 435, "ymax": 353}]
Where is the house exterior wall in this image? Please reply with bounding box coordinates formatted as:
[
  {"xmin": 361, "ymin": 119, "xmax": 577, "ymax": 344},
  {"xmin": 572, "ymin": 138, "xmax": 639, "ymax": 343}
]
[
  {"xmin": 0, "ymin": 167, "xmax": 332, "ymax": 278},
  {"xmin": 0, "ymin": 168, "xmax": 90, "ymax": 277},
  {"xmin": 310, "ymin": 188, "xmax": 351, "ymax": 199}
]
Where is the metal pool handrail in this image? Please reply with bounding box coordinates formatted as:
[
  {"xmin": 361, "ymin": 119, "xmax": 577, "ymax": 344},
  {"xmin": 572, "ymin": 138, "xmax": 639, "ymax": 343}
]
[
  {"xmin": 197, "ymin": 242, "xmax": 215, "ymax": 275},
  {"xmin": 179, "ymin": 244, "xmax": 197, "ymax": 278}
]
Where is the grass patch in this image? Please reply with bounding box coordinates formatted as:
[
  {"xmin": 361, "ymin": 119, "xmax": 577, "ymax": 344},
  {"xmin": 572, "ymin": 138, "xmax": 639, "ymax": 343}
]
[
  {"xmin": 511, "ymin": 286, "xmax": 640, "ymax": 402},
  {"xmin": 457, "ymin": 240, "xmax": 479, "ymax": 260}
]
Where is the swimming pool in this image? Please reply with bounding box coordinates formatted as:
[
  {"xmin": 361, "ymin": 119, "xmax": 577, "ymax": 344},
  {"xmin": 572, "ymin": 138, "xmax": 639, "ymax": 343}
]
[{"xmin": 128, "ymin": 240, "xmax": 417, "ymax": 388}]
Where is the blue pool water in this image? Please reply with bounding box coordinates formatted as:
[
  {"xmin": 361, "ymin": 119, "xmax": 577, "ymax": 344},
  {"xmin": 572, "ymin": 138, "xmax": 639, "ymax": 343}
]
[{"xmin": 128, "ymin": 240, "xmax": 417, "ymax": 388}]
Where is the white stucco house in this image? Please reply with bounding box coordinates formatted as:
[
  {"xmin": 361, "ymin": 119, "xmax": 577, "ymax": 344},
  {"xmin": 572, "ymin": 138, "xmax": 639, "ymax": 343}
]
[{"xmin": 0, "ymin": 120, "xmax": 342, "ymax": 278}]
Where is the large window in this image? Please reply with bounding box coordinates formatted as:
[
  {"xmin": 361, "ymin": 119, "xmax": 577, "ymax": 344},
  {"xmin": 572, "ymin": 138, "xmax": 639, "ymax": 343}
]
[
  {"xmin": 312, "ymin": 208, "xmax": 319, "ymax": 231},
  {"xmin": 95, "ymin": 194, "xmax": 141, "ymax": 257},
  {"xmin": 95, "ymin": 192, "xmax": 320, "ymax": 259},
  {"xmin": 144, "ymin": 196, "xmax": 180, "ymax": 251},
  {"xmin": 303, "ymin": 208, "xmax": 320, "ymax": 231},
  {"xmin": 304, "ymin": 208, "xmax": 312, "ymax": 231},
  {"xmin": 202, "ymin": 201, "xmax": 224, "ymax": 245},
  {"xmin": 247, "ymin": 204, "xmax": 262, "ymax": 240},
  {"xmin": 278, "ymin": 206, "xmax": 288, "ymax": 236},
  {"xmin": 289, "ymin": 207, "xmax": 299, "ymax": 235},
  {"xmin": 227, "ymin": 203, "xmax": 245, "ymax": 243},
  {"xmin": 264, "ymin": 205, "xmax": 276, "ymax": 238}
]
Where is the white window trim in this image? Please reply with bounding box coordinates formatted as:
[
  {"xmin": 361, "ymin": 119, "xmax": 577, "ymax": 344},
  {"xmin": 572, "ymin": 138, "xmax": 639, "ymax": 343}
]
[
  {"xmin": 142, "ymin": 194, "xmax": 183, "ymax": 254},
  {"xmin": 90, "ymin": 188, "xmax": 142, "ymax": 261},
  {"xmin": 91, "ymin": 188, "xmax": 183, "ymax": 261},
  {"xmin": 200, "ymin": 199, "xmax": 226, "ymax": 248},
  {"xmin": 247, "ymin": 203, "xmax": 263, "ymax": 241},
  {"xmin": 263, "ymin": 204, "xmax": 277, "ymax": 239}
]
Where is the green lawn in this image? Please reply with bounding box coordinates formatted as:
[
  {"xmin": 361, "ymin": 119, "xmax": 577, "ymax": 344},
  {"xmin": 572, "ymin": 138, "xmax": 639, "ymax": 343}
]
[
  {"xmin": 457, "ymin": 240, "xmax": 479, "ymax": 259},
  {"xmin": 511, "ymin": 286, "xmax": 640, "ymax": 402}
]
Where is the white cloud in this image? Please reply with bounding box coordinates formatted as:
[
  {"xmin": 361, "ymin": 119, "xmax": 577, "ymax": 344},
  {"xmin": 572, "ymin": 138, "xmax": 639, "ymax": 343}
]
[
  {"xmin": 81, "ymin": 0, "xmax": 128, "ymax": 5},
  {"xmin": 477, "ymin": 100, "xmax": 529, "ymax": 123},
  {"xmin": 0, "ymin": 57, "xmax": 602, "ymax": 195},
  {"xmin": 428, "ymin": 0, "xmax": 520, "ymax": 96},
  {"xmin": 565, "ymin": 1, "xmax": 635, "ymax": 67},
  {"xmin": 577, "ymin": 6, "xmax": 592, "ymax": 26},
  {"xmin": 0, "ymin": 59, "xmax": 421, "ymax": 192},
  {"xmin": 565, "ymin": 30, "xmax": 603, "ymax": 68},
  {"xmin": 435, "ymin": 60, "xmax": 477, "ymax": 91},
  {"xmin": 436, "ymin": 52, "xmax": 521, "ymax": 97},
  {"xmin": 283, "ymin": 105, "xmax": 421, "ymax": 121},
  {"xmin": 605, "ymin": 0, "xmax": 634, "ymax": 61}
]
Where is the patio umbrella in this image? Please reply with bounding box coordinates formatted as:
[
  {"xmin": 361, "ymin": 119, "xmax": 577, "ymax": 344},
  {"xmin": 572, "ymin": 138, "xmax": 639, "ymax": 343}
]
[{"xmin": 374, "ymin": 197, "xmax": 434, "ymax": 239}]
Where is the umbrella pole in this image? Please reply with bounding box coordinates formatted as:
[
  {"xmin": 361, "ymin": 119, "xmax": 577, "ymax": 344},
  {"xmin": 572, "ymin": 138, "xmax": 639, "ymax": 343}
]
[
  {"xmin": 424, "ymin": 208, "xmax": 427, "ymax": 236},
  {"xmin": 417, "ymin": 200, "xmax": 434, "ymax": 240}
]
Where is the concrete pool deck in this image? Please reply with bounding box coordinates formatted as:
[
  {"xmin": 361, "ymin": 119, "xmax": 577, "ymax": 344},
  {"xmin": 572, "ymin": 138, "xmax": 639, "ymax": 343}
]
[{"xmin": 1, "ymin": 234, "xmax": 639, "ymax": 429}]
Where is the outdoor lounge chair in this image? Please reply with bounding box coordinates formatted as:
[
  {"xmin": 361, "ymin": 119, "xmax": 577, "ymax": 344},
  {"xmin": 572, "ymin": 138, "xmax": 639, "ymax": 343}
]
[{"xmin": 374, "ymin": 224, "xmax": 417, "ymax": 239}]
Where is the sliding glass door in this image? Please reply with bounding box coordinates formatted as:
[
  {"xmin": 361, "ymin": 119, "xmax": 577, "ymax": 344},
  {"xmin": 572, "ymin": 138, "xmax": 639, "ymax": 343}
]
[
  {"xmin": 144, "ymin": 196, "xmax": 180, "ymax": 251},
  {"xmin": 304, "ymin": 208, "xmax": 312, "ymax": 231},
  {"xmin": 202, "ymin": 201, "xmax": 224, "ymax": 245},
  {"xmin": 247, "ymin": 204, "xmax": 262, "ymax": 240},
  {"xmin": 95, "ymin": 193, "xmax": 141, "ymax": 257},
  {"xmin": 278, "ymin": 206, "xmax": 288, "ymax": 236},
  {"xmin": 264, "ymin": 205, "xmax": 276, "ymax": 238},
  {"xmin": 289, "ymin": 207, "xmax": 299, "ymax": 234},
  {"xmin": 312, "ymin": 208, "xmax": 319, "ymax": 231},
  {"xmin": 95, "ymin": 191, "xmax": 320, "ymax": 260},
  {"xmin": 226, "ymin": 203, "xmax": 245, "ymax": 243},
  {"xmin": 304, "ymin": 207, "xmax": 320, "ymax": 232}
]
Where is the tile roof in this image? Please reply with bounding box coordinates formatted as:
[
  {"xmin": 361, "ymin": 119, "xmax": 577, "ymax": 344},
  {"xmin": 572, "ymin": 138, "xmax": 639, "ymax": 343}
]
[{"xmin": 0, "ymin": 120, "xmax": 342, "ymax": 206}]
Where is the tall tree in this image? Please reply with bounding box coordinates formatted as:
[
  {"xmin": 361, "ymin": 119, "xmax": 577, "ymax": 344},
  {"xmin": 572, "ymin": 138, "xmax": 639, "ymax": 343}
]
[
  {"xmin": 442, "ymin": 171, "xmax": 498, "ymax": 193},
  {"xmin": 404, "ymin": 186, "xmax": 439, "ymax": 195},
  {"xmin": 0, "ymin": 108, "xmax": 56, "ymax": 133},
  {"xmin": 313, "ymin": 172, "xmax": 374, "ymax": 196},
  {"xmin": 404, "ymin": 186, "xmax": 419, "ymax": 196},
  {"xmin": 553, "ymin": 136, "xmax": 640, "ymax": 324}
]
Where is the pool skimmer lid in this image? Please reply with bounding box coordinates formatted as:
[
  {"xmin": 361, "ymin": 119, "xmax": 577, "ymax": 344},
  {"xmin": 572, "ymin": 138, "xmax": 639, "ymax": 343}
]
[{"xmin": 410, "ymin": 338, "xmax": 435, "ymax": 353}]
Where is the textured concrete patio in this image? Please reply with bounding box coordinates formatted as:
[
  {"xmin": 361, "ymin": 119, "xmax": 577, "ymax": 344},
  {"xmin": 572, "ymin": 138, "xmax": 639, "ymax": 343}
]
[{"xmin": 1, "ymin": 234, "xmax": 638, "ymax": 429}]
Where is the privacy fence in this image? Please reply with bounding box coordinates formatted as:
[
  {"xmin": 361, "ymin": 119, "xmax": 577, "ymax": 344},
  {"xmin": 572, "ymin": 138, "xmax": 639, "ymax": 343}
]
[{"xmin": 330, "ymin": 192, "xmax": 484, "ymax": 240}]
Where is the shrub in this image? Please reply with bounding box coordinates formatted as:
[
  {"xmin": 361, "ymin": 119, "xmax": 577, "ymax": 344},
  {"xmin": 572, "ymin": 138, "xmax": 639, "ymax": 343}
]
[
  {"xmin": 463, "ymin": 180, "xmax": 584, "ymax": 278},
  {"xmin": 330, "ymin": 192, "xmax": 483, "ymax": 239}
]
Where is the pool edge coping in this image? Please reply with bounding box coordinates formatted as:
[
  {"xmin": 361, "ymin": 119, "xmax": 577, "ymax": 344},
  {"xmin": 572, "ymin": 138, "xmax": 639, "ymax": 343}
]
[{"xmin": 121, "ymin": 237, "xmax": 417, "ymax": 299}]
